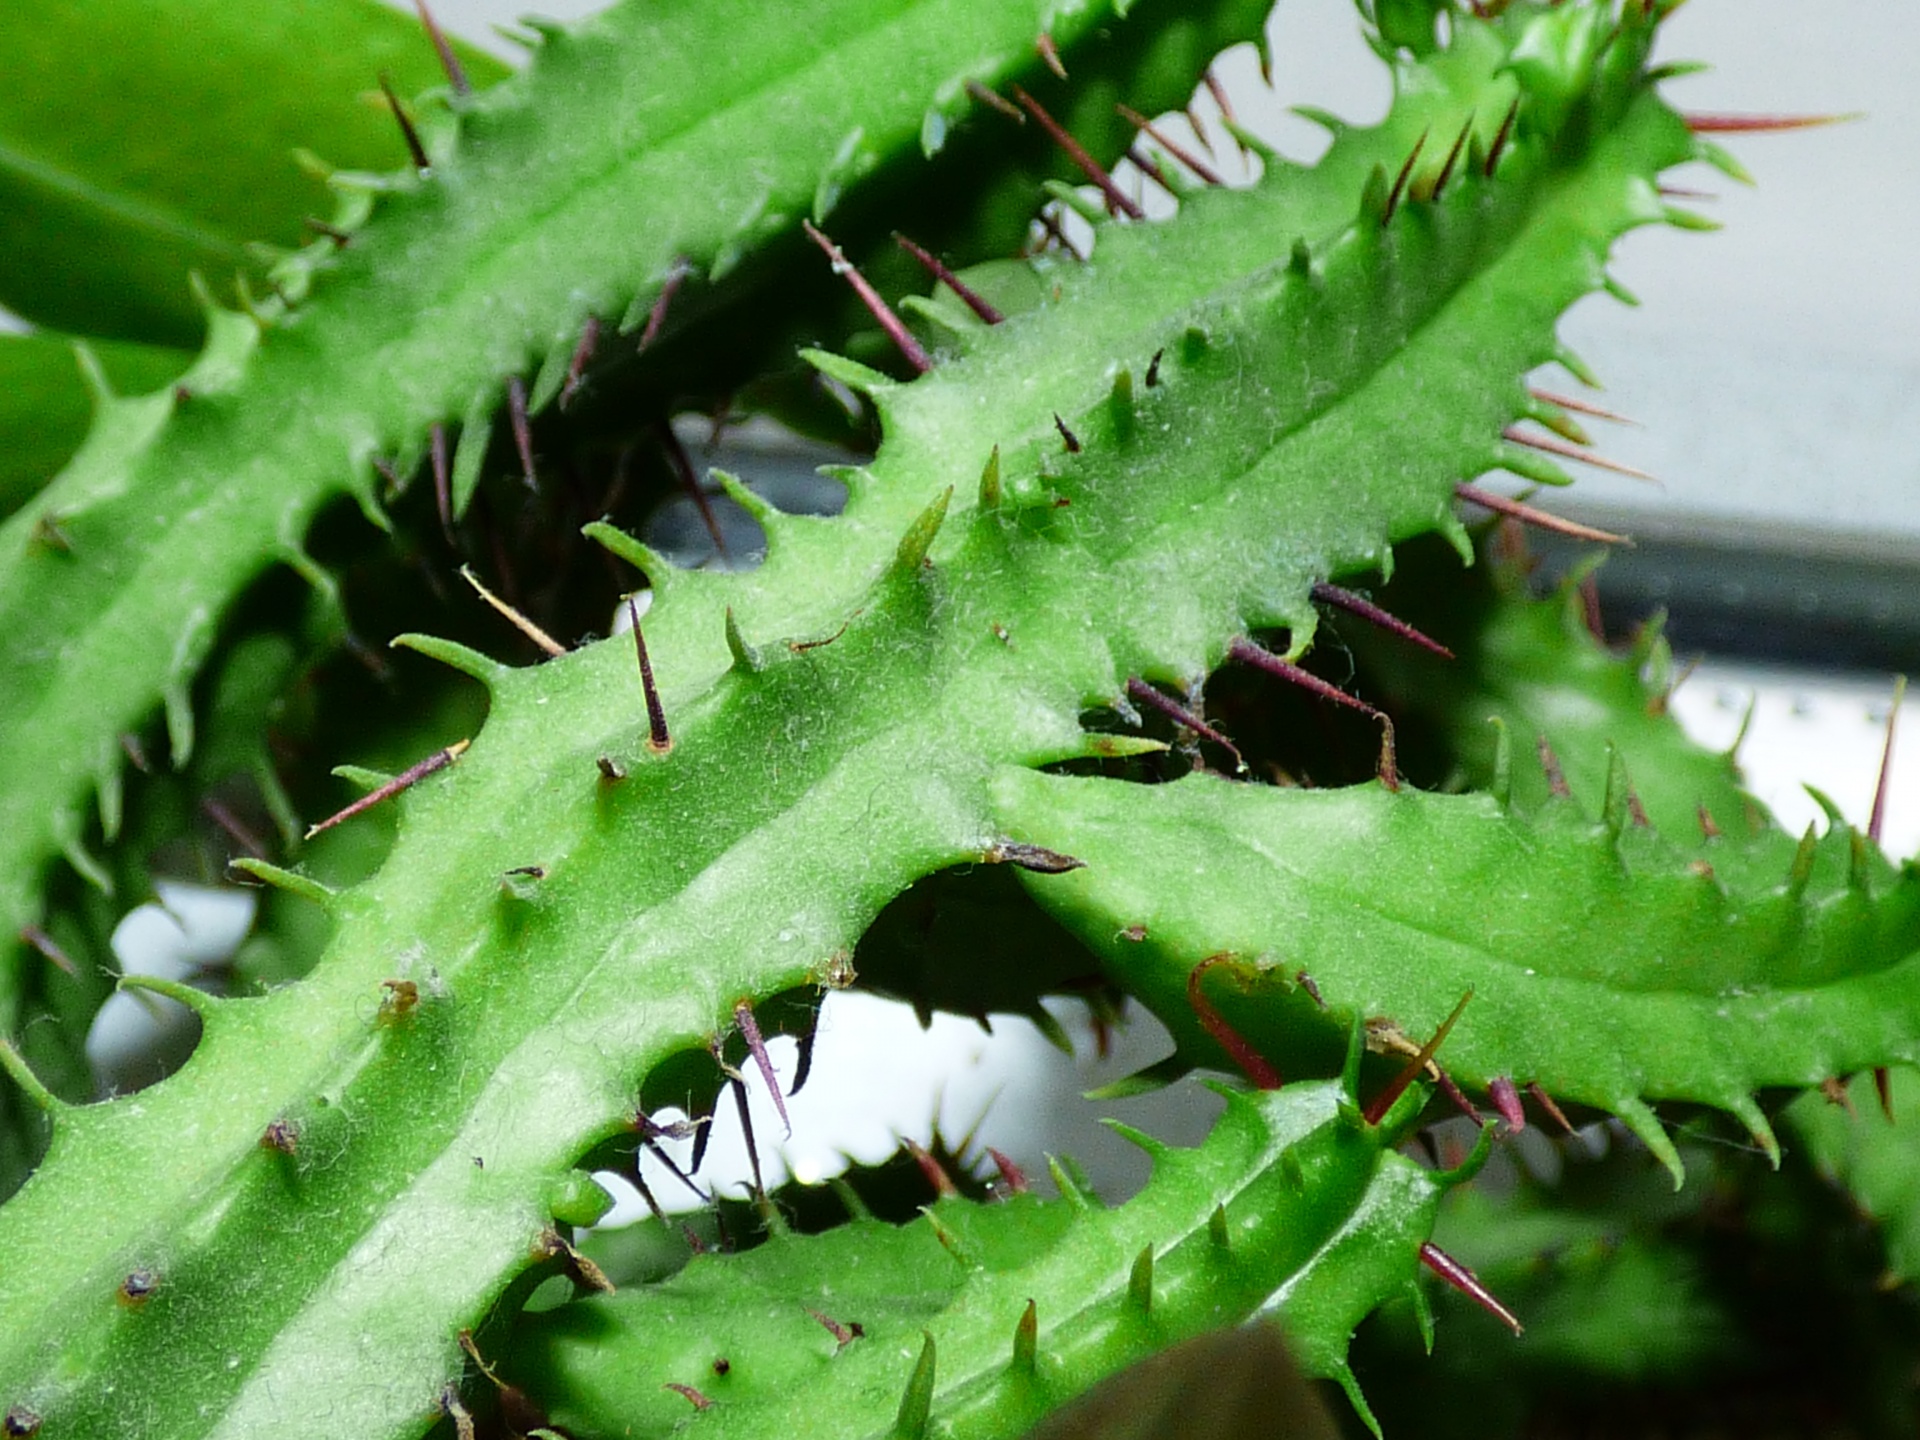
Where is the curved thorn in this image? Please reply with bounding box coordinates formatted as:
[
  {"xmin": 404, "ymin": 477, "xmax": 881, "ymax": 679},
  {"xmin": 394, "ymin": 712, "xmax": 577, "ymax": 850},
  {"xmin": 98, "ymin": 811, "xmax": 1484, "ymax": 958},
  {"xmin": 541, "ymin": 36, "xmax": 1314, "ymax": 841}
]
[
  {"xmin": 1186, "ymin": 955, "xmax": 1283, "ymax": 1090},
  {"xmin": 1227, "ymin": 639, "xmax": 1399, "ymax": 789}
]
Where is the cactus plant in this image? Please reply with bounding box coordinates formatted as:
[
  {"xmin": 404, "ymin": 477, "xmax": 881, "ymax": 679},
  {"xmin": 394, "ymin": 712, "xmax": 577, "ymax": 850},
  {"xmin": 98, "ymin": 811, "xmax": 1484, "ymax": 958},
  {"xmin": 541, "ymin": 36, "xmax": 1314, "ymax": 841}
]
[{"xmin": 0, "ymin": 0, "xmax": 1914, "ymax": 1437}]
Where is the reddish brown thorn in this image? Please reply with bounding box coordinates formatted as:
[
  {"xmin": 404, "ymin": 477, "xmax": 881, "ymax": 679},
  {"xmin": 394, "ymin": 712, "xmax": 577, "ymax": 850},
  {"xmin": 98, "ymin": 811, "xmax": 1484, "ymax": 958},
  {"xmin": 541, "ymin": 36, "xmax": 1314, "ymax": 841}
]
[
  {"xmin": 1626, "ymin": 789, "xmax": 1651, "ymax": 828},
  {"xmin": 1365, "ymin": 990, "xmax": 1473, "ymax": 1126},
  {"xmin": 1529, "ymin": 386, "xmax": 1635, "ymax": 425},
  {"xmin": 639, "ymin": 259, "xmax": 690, "ymax": 353},
  {"xmin": 988, "ymin": 1148, "xmax": 1029, "ymax": 1194},
  {"xmin": 1311, "ymin": 582, "xmax": 1455, "ymax": 659},
  {"xmin": 1296, "ymin": 970, "xmax": 1326, "ymax": 1008},
  {"xmin": 1578, "ymin": 573, "xmax": 1605, "ymax": 642},
  {"xmin": 1504, "ymin": 426, "xmax": 1657, "ymax": 484},
  {"xmin": 1420, "ymin": 1242, "xmax": 1523, "ymax": 1335},
  {"xmin": 806, "ymin": 1307, "xmax": 863, "ymax": 1348},
  {"xmin": 725, "ymin": 1069, "xmax": 767, "ymax": 1201},
  {"xmin": 1526, "ymin": 1082, "xmax": 1575, "ymax": 1135},
  {"xmin": 305, "ymin": 739, "xmax": 469, "ymax": 839},
  {"xmin": 1870, "ymin": 677, "xmax": 1905, "ymax": 846},
  {"xmin": 1116, "ymin": 103, "xmax": 1225, "ymax": 187},
  {"xmin": 302, "ymin": 215, "xmax": 350, "ymax": 246},
  {"xmin": 1203, "ymin": 69, "xmax": 1247, "ymax": 159},
  {"xmin": 1383, "ymin": 128, "xmax": 1428, "ymax": 223},
  {"xmin": 1051, "ymin": 413, "xmax": 1082, "ymax": 454},
  {"xmin": 1010, "ymin": 86, "xmax": 1144, "ymax": 221},
  {"xmin": 1035, "ymin": 30, "xmax": 1067, "ymax": 80},
  {"xmin": 894, "ymin": 234, "xmax": 1002, "ymax": 324},
  {"xmin": 429, "ymin": 422, "xmax": 454, "ymax": 545},
  {"xmin": 1036, "ymin": 209, "xmax": 1085, "ymax": 261},
  {"xmin": 1658, "ymin": 184, "xmax": 1718, "ymax": 201},
  {"xmin": 1489, "ymin": 1076, "xmax": 1526, "ymax": 1131},
  {"xmin": 1820, "ymin": 1076, "xmax": 1858, "ymax": 1118},
  {"xmin": 463, "ymin": 565, "xmax": 565, "ymax": 656},
  {"xmin": 634, "ymin": 1113, "xmax": 710, "ymax": 1204},
  {"xmin": 1536, "ymin": 735, "xmax": 1571, "ymax": 799},
  {"xmin": 712, "ymin": 1357, "xmax": 730, "ymax": 1375},
  {"xmin": 1684, "ymin": 112, "xmax": 1851, "ymax": 134},
  {"xmin": 965, "ymin": 78, "xmax": 1024, "ymax": 123},
  {"xmin": 1698, "ymin": 803, "xmax": 1723, "ymax": 840},
  {"xmin": 1455, "ymin": 483, "xmax": 1629, "ymax": 545},
  {"xmin": 627, "ymin": 596, "xmax": 672, "ymax": 754},
  {"xmin": 1429, "ymin": 117, "xmax": 1472, "ymax": 200},
  {"xmin": 1484, "ymin": 97, "xmax": 1520, "ymax": 177},
  {"xmin": 655, "ymin": 420, "xmax": 727, "ymax": 556},
  {"xmin": 664, "ymin": 1384, "xmax": 712, "ymax": 1412},
  {"xmin": 560, "ymin": 316, "xmax": 600, "ymax": 410},
  {"xmin": 506, "ymin": 376, "xmax": 536, "ymax": 489},
  {"xmin": 1126, "ymin": 677, "xmax": 1245, "ymax": 771},
  {"xmin": 733, "ymin": 1000, "xmax": 790, "ymax": 1139},
  {"xmin": 1875, "ymin": 1066, "xmax": 1897, "ymax": 1124},
  {"xmin": 907, "ymin": 1138, "xmax": 961, "ymax": 1198},
  {"xmin": 199, "ymin": 796, "xmax": 266, "ymax": 858},
  {"xmin": 1433, "ymin": 1063, "xmax": 1484, "ymax": 1129},
  {"xmin": 1227, "ymin": 639, "xmax": 1399, "ymax": 790},
  {"xmin": 413, "ymin": 0, "xmax": 470, "ymax": 96},
  {"xmin": 1126, "ymin": 145, "xmax": 1176, "ymax": 198},
  {"xmin": 377, "ymin": 73, "xmax": 431, "ymax": 172},
  {"xmin": 1144, "ymin": 348, "xmax": 1163, "ymax": 388},
  {"xmin": 802, "ymin": 220, "xmax": 932, "ymax": 373},
  {"xmin": 1187, "ymin": 955, "xmax": 1283, "ymax": 1090},
  {"xmin": 19, "ymin": 925, "xmax": 77, "ymax": 978}
]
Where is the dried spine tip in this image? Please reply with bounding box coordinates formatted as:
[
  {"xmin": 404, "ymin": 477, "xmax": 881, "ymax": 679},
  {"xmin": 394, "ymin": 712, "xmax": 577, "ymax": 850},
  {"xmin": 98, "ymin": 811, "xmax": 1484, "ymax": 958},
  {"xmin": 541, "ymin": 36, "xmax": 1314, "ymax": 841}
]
[
  {"xmin": 1420, "ymin": 1242, "xmax": 1523, "ymax": 1335},
  {"xmin": 1364, "ymin": 990, "xmax": 1474, "ymax": 1126},
  {"xmin": 260, "ymin": 1118, "xmax": 300, "ymax": 1155},
  {"xmin": 1488, "ymin": 1076, "xmax": 1526, "ymax": 1131},
  {"xmin": 507, "ymin": 376, "xmax": 536, "ymax": 488},
  {"xmin": 1010, "ymin": 86, "xmax": 1144, "ymax": 221},
  {"xmin": 1051, "ymin": 413, "xmax": 1081, "ymax": 453},
  {"xmin": 1684, "ymin": 111, "xmax": 1852, "ymax": 133},
  {"xmin": 461, "ymin": 565, "xmax": 565, "ymax": 656},
  {"xmin": 801, "ymin": 220, "xmax": 931, "ymax": 374},
  {"xmin": 1035, "ymin": 30, "xmax": 1067, "ymax": 80},
  {"xmin": 1870, "ymin": 675, "xmax": 1905, "ymax": 845},
  {"xmin": 627, "ymin": 597, "xmax": 672, "ymax": 754},
  {"xmin": 441, "ymin": 1385, "xmax": 476, "ymax": 1440},
  {"xmin": 1485, "ymin": 97, "xmax": 1519, "ymax": 176},
  {"xmin": 987, "ymin": 1147, "xmax": 1029, "ymax": 1193},
  {"xmin": 560, "ymin": 315, "xmax": 600, "ymax": 408},
  {"xmin": 1383, "ymin": 128, "xmax": 1428, "ymax": 223},
  {"xmin": 655, "ymin": 420, "xmax": 727, "ymax": 555},
  {"xmin": 988, "ymin": 840, "xmax": 1084, "ymax": 874},
  {"xmin": 3, "ymin": 1404, "xmax": 42, "ymax": 1437},
  {"xmin": 664, "ymin": 1384, "xmax": 712, "ymax": 1411},
  {"xmin": 118, "ymin": 1269, "xmax": 158, "ymax": 1305},
  {"xmin": 1310, "ymin": 582, "xmax": 1455, "ymax": 659},
  {"xmin": 637, "ymin": 258, "xmax": 689, "ymax": 352},
  {"xmin": 907, "ymin": 1139, "xmax": 960, "ymax": 1199},
  {"xmin": 1454, "ymin": 482, "xmax": 1629, "ymax": 545},
  {"xmin": 1227, "ymin": 639, "xmax": 1399, "ymax": 790},
  {"xmin": 1124, "ymin": 677, "xmax": 1245, "ymax": 771},
  {"xmin": 1186, "ymin": 955, "xmax": 1282, "ymax": 1090},
  {"xmin": 429, "ymin": 422, "xmax": 453, "ymax": 543},
  {"xmin": 413, "ymin": 0, "xmax": 470, "ymax": 95},
  {"xmin": 1116, "ymin": 103, "xmax": 1224, "ymax": 186},
  {"xmin": 895, "ymin": 233, "xmax": 1002, "ymax": 324},
  {"xmin": 19, "ymin": 924, "xmax": 77, "ymax": 977},
  {"xmin": 807, "ymin": 1307, "xmax": 862, "ymax": 1347},
  {"xmin": 964, "ymin": 78, "xmax": 1023, "ymax": 123},
  {"xmin": 378, "ymin": 73, "xmax": 431, "ymax": 172},
  {"xmin": 1536, "ymin": 735, "xmax": 1571, "ymax": 799},
  {"xmin": 732, "ymin": 1000, "xmax": 791, "ymax": 1138},
  {"xmin": 305, "ymin": 739, "xmax": 470, "ymax": 839},
  {"xmin": 1503, "ymin": 425, "xmax": 1656, "ymax": 483},
  {"xmin": 595, "ymin": 754, "xmax": 626, "ymax": 782}
]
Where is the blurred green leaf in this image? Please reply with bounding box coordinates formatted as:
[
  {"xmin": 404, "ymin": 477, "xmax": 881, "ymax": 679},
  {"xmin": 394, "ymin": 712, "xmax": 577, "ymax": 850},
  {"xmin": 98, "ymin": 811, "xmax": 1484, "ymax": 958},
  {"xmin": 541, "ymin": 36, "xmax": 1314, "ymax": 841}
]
[
  {"xmin": 0, "ymin": 332, "xmax": 190, "ymax": 519},
  {"xmin": 0, "ymin": 0, "xmax": 505, "ymax": 346}
]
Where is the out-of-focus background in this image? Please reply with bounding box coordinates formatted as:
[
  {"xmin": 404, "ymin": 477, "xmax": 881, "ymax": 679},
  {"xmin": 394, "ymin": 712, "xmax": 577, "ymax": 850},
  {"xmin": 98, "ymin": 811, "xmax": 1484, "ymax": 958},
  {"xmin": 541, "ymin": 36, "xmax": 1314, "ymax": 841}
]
[{"xmin": 79, "ymin": 0, "xmax": 1920, "ymax": 1213}]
